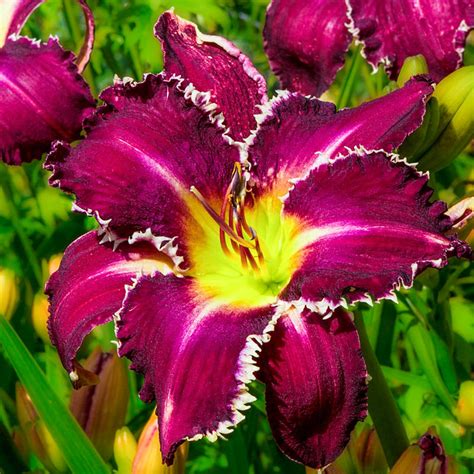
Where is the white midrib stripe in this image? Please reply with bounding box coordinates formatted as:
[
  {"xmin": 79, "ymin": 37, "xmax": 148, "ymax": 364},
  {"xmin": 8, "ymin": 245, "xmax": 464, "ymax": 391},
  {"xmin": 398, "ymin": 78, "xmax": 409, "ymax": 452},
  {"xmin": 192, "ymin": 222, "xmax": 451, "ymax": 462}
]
[
  {"xmin": 116, "ymin": 137, "xmax": 186, "ymax": 196},
  {"xmin": 295, "ymin": 223, "xmax": 449, "ymax": 252}
]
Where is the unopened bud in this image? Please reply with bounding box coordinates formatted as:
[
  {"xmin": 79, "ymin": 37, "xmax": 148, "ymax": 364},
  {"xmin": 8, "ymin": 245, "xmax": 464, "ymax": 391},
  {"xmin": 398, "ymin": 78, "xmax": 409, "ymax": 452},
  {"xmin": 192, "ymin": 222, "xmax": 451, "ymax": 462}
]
[
  {"xmin": 15, "ymin": 384, "xmax": 67, "ymax": 473},
  {"xmin": 445, "ymin": 197, "xmax": 474, "ymax": 241},
  {"xmin": 456, "ymin": 381, "xmax": 474, "ymax": 427},
  {"xmin": 11, "ymin": 426, "xmax": 29, "ymax": 465},
  {"xmin": 397, "ymin": 55, "xmax": 429, "ymax": 87},
  {"xmin": 0, "ymin": 268, "xmax": 19, "ymax": 320},
  {"xmin": 132, "ymin": 411, "xmax": 188, "ymax": 474},
  {"xmin": 69, "ymin": 348, "xmax": 129, "ymax": 460},
  {"xmin": 32, "ymin": 293, "xmax": 50, "ymax": 343},
  {"xmin": 114, "ymin": 427, "xmax": 138, "ymax": 474},
  {"xmin": 391, "ymin": 427, "xmax": 458, "ymax": 473},
  {"xmin": 355, "ymin": 426, "xmax": 387, "ymax": 473},
  {"xmin": 417, "ymin": 66, "xmax": 474, "ymax": 171},
  {"xmin": 48, "ymin": 254, "xmax": 62, "ymax": 276}
]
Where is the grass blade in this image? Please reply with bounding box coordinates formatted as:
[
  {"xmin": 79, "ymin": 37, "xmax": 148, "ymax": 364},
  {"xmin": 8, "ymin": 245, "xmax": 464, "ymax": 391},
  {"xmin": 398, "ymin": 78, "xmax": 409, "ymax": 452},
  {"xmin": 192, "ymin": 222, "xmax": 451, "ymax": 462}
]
[{"xmin": 0, "ymin": 317, "xmax": 110, "ymax": 474}]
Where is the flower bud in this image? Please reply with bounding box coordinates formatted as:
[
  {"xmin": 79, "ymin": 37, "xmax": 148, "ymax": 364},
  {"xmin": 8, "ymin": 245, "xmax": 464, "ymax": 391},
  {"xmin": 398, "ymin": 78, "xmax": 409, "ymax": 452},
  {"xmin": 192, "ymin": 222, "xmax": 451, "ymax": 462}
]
[
  {"xmin": 15, "ymin": 383, "xmax": 67, "ymax": 473},
  {"xmin": 69, "ymin": 348, "xmax": 129, "ymax": 461},
  {"xmin": 307, "ymin": 426, "xmax": 387, "ymax": 474},
  {"xmin": 354, "ymin": 426, "xmax": 387, "ymax": 473},
  {"xmin": 11, "ymin": 426, "xmax": 29, "ymax": 465},
  {"xmin": 132, "ymin": 411, "xmax": 188, "ymax": 474},
  {"xmin": 417, "ymin": 66, "xmax": 474, "ymax": 171},
  {"xmin": 397, "ymin": 55, "xmax": 429, "ymax": 87},
  {"xmin": 455, "ymin": 381, "xmax": 474, "ymax": 427},
  {"xmin": 114, "ymin": 427, "xmax": 138, "ymax": 474},
  {"xmin": 32, "ymin": 293, "xmax": 50, "ymax": 344},
  {"xmin": 446, "ymin": 197, "xmax": 474, "ymax": 241},
  {"xmin": 0, "ymin": 268, "xmax": 19, "ymax": 321},
  {"xmin": 48, "ymin": 254, "xmax": 63, "ymax": 276},
  {"xmin": 391, "ymin": 427, "xmax": 458, "ymax": 473}
]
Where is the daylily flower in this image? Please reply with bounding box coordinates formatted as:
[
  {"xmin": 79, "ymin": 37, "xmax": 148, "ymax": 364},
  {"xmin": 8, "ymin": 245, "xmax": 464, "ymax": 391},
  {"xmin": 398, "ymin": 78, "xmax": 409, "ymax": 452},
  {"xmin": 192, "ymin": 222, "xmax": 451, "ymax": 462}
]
[
  {"xmin": 44, "ymin": 12, "xmax": 470, "ymax": 469},
  {"xmin": 0, "ymin": 0, "xmax": 95, "ymax": 165},
  {"xmin": 264, "ymin": 0, "xmax": 474, "ymax": 96}
]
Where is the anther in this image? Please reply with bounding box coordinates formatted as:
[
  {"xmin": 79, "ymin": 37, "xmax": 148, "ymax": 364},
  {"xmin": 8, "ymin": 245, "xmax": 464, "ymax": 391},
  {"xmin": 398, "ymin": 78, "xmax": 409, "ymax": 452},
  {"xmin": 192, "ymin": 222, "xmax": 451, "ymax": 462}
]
[{"xmin": 190, "ymin": 186, "xmax": 256, "ymax": 250}]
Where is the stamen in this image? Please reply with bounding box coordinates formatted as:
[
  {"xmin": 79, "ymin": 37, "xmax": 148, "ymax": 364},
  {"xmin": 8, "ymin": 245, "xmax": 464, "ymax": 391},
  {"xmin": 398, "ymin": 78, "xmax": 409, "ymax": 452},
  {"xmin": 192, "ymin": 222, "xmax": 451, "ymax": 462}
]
[
  {"xmin": 255, "ymin": 236, "xmax": 264, "ymax": 266},
  {"xmin": 228, "ymin": 203, "xmax": 240, "ymax": 254},
  {"xmin": 191, "ymin": 164, "xmax": 265, "ymax": 272},
  {"xmin": 190, "ymin": 186, "xmax": 256, "ymax": 250},
  {"xmin": 239, "ymin": 204, "xmax": 253, "ymax": 238},
  {"xmin": 219, "ymin": 198, "xmax": 231, "ymax": 257},
  {"xmin": 243, "ymin": 247, "xmax": 260, "ymax": 272}
]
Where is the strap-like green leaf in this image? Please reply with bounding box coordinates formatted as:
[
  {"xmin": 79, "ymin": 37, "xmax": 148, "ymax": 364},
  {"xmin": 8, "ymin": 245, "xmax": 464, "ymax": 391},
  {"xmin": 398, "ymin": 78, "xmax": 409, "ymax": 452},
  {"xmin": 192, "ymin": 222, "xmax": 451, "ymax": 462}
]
[{"xmin": 0, "ymin": 317, "xmax": 110, "ymax": 474}]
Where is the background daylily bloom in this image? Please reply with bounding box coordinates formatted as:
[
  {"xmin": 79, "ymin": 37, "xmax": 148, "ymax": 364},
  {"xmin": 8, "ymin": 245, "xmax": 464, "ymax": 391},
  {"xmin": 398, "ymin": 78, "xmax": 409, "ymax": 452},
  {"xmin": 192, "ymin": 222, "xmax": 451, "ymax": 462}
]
[
  {"xmin": 44, "ymin": 12, "xmax": 470, "ymax": 469},
  {"xmin": 264, "ymin": 0, "xmax": 474, "ymax": 96},
  {"xmin": 0, "ymin": 0, "xmax": 95, "ymax": 165},
  {"xmin": 391, "ymin": 428, "xmax": 458, "ymax": 473}
]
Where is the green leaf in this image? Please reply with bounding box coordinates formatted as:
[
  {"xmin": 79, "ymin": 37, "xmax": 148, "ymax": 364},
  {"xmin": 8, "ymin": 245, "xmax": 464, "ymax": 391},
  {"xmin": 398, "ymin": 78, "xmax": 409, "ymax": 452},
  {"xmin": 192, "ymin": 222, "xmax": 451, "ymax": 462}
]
[
  {"xmin": 400, "ymin": 312, "xmax": 455, "ymax": 411},
  {"xmin": 0, "ymin": 317, "xmax": 110, "ymax": 474},
  {"xmin": 450, "ymin": 297, "xmax": 474, "ymax": 343}
]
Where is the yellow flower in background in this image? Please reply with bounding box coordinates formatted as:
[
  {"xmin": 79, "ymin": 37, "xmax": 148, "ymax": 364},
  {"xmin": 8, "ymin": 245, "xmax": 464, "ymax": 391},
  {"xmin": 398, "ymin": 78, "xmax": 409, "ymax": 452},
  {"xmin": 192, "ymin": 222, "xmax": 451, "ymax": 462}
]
[
  {"xmin": 32, "ymin": 254, "xmax": 64, "ymax": 343},
  {"xmin": 456, "ymin": 381, "xmax": 474, "ymax": 428},
  {"xmin": 15, "ymin": 384, "xmax": 67, "ymax": 473},
  {"xmin": 32, "ymin": 293, "xmax": 50, "ymax": 344},
  {"xmin": 131, "ymin": 411, "xmax": 188, "ymax": 474},
  {"xmin": 114, "ymin": 427, "xmax": 138, "ymax": 474},
  {"xmin": 0, "ymin": 268, "xmax": 19, "ymax": 321}
]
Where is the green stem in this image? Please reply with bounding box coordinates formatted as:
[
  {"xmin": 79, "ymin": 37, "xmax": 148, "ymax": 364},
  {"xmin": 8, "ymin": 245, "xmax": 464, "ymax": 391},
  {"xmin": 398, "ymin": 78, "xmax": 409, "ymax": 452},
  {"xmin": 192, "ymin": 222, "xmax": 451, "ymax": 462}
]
[
  {"xmin": 337, "ymin": 46, "xmax": 363, "ymax": 109},
  {"xmin": 0, "ymin": 172, "xmax": 43, "ymax": 288},
  {"xmin": 381, "ymin": 366, "xmax": 433, "ymax": 391},
  {"xmin": 366, "ymin": 302, "xmax": 383, "ymax": 348},
  {"xmin": 354, "ymin": 312, "xmax": 409, "ymax": 467}
]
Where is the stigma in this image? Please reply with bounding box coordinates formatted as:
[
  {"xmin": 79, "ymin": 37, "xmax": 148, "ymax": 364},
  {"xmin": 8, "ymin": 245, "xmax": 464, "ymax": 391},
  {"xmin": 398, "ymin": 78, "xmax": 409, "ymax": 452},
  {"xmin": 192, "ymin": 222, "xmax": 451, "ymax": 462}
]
[{"xmin": 190, "ymin": 163, "xmax": 264, "ymax": 271}]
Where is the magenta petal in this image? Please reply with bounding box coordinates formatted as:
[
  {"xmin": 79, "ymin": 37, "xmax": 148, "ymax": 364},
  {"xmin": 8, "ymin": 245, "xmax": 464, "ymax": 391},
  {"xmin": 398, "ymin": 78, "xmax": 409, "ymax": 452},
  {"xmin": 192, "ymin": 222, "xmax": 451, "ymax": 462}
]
[
  {"xmin": 46, "ymin": 231, "xmax": 164, "ymax": 381},
  {"xmin": 45, "ymin": 75, "xmax": 239, "ymax": 255},
  {"xmin": 264, "ymin": 0, "xmax": 351, "ymax": 96},
  {"xmin": 0, "ymin": 0, "xmax": 94, "ymax": 72},
  {"xmin": 116, "ymin": 274, "xmax": 276, "ymax": 464},
  {"xmin": 249, "ymin": 76, "xmax": 432, "ymax": 196},
  {"xmin": 280, "ymin": 150, "xmax": 470, "ymax": 307},
  {"xmin": 348, "ymin": 0, "xmax": 474, "ymax": 81},
  {"xmin": 155, "ymin": 12, "xmax": 267, "ymax": 141},
  {"xmin": 0, "ymin": 0, "xmax": 44, "ymax": 45},
  {"xmin": 259, "ymin": 309, "xmax": 368, "ymax": 468},
  {"xmin": 0, "ymin": 37, "xmax": 95, "ymax": 165}
]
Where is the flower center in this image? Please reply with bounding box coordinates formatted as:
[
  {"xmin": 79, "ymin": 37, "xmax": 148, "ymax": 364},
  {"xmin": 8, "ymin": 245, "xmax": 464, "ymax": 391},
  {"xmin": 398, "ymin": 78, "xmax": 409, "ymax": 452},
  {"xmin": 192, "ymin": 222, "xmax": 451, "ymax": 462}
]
[
  {"xmin": 190, "ymin": 163, "xmax": 264, "ymax": 272},
  {"xmin": 187, "ymin": 163, "xmax": 304, "ymax": 308}
]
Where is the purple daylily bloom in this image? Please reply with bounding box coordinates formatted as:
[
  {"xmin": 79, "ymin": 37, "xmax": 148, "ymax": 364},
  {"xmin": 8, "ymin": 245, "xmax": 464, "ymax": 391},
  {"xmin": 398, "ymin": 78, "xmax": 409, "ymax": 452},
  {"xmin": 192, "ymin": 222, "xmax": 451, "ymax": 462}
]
[
  {"xmin": 264, "ymin": 0, "xmax": 474, "ymax": 96},
  {"xmin": 45, "ymin": 12, "xmax": 470, "ymax": 469},
  {"xmin": 0, "ymin": 0, "xmax": 95, "ymax": 165}
]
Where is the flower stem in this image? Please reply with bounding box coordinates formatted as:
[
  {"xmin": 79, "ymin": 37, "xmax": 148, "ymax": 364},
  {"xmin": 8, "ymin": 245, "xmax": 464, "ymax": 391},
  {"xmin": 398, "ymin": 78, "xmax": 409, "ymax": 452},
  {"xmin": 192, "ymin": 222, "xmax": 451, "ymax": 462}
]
[
  {"xmin": 0, "ymin": 172, "xmax": 43, "ymax": 289},
  {"xmin": 337, "ymin": 45, "xmax": 363, "ymax": 109},
  {"xmin": 354, "ymin": 311, "xmax": 409, "ymax": 467}
]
